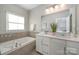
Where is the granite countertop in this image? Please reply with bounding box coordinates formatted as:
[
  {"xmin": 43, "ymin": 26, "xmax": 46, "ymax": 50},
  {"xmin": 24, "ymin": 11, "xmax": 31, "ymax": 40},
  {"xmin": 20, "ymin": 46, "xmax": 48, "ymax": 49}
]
[{"xmin": 37, "ymin": 33, "xmax": 79, "ymax": 43}]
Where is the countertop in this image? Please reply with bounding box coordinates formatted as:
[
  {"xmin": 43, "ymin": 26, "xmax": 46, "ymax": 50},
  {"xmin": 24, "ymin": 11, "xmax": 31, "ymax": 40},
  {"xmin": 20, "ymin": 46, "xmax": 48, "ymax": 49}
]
[{"xmin": 37, "ymin": 33, "xmax": 79, "ymax": 43}]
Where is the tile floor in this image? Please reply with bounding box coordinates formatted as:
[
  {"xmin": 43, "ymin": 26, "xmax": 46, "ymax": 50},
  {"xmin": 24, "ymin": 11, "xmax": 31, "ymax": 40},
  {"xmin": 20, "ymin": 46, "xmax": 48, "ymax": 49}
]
[{"xmin": 29, "ymin": 49, "xmax": 41, "ymax": 55}]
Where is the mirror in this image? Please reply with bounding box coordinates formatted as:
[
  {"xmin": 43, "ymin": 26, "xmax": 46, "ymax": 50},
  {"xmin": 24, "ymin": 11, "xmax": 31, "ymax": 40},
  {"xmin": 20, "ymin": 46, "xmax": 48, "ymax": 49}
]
[
  {"xmin": 56, "ymin": 16, "xmax": 71, "ymax": 33},
  {"xmin": 41, "ymin": 9, "xmax": 72, "ymax": 33}
]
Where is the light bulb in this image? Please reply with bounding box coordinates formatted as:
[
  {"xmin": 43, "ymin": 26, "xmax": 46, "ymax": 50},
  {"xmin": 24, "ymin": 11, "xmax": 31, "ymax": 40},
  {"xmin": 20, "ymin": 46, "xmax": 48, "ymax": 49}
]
[
  {"xmin": 60, "ymin": 4, "xmax": 65, "ymax": 8},
  {"xmin": 45, "ymin": 9, "xmax": 50, "ymax": 14},
  {"xmin": 50, "ymin": 7, "xmax": 54, "ymax": 11},
  {"xmin": 55, "ymin": 5, "xmax": 59, "ymax": 9},
  {"xmin": 49, "ymin": 7, "xmax": 54, "ymax": 13},
  {"xmin": 46, "ymin": 9, "xmax": 49, "ymax": 12}
]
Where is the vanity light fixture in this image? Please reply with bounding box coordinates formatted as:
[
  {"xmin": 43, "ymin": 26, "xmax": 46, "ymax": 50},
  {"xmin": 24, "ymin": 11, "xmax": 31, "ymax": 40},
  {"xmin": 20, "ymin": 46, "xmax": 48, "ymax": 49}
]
[{"xmin": 45, "ymin": 4, "xmax": 66, "ymax": 14}]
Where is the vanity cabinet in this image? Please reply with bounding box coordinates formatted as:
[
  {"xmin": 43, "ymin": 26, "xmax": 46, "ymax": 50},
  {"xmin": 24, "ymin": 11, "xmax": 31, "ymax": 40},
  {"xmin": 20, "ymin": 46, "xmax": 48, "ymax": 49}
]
[
  {"xmin": 36, "ymin": 34, "xmax": 79, "ymax": 55},
  {"xmin": 36, "ymin": 35, "xmax": 65, "ymax": 55},
  {"xmin": 50, "ymin": 39, "xmax": 65, "ymax": 55}
]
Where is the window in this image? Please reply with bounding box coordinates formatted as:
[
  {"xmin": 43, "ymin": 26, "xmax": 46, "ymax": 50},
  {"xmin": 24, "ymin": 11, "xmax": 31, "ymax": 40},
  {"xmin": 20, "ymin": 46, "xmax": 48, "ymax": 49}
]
[{"xmin": 7, "ymin": 13, "xmax": 24, "ymax": 30}]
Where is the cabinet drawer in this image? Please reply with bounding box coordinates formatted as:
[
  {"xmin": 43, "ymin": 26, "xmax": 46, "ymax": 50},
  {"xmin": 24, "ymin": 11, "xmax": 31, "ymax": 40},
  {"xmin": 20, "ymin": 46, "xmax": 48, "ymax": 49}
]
[
  {"xmin": 50, "ymin": 38, "xmax": 65, "ymax": 55},
  {"xmin": 42, "ymin": 46, "xmax": 49, "ymax": 51},
  {"xmin": 42, "ymin": 37, "xmax": 50, "ymax": 45},
  {"xmin": 66, "ymin": 47, "xmax": 78, "ymax": 55},
  {"xmin": 42, "ymin": 46, "xmax": 49, "ymax": 55},
  {"xmin": 50, "ymin": 49, "xmax": 65, "ymax": 55},
  {"xmin": 67, "ymin": 41, "xmax": 79, "ymax": 48},
  {"xmin": 42, "ymin": 50, "xmax": 48, "ymax": 54},
  {"xmin": 42, "ymin": 43, "xmax": 49, "ymax": 47},
  {"xmin": 66, "ymin": 41, "xmax": 79, "ymax": 55},
  {"xmin": 50, "ymin": 39, "xmax": 65, "ymax": 48}
]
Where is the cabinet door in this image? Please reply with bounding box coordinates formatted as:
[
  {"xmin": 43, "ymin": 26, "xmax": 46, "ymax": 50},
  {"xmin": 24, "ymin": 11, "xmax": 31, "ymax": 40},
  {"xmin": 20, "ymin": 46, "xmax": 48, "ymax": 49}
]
[
  {"xmin": 36, "ymin": 35, "xmax": 43, "ymax": 53},
  {"xmin": 66, "ymin": 41, "xmax": 79, "ymax": 55},
  {"xmin": 50, "ymin": 39, "xmax": 65, "ymax": 55}
]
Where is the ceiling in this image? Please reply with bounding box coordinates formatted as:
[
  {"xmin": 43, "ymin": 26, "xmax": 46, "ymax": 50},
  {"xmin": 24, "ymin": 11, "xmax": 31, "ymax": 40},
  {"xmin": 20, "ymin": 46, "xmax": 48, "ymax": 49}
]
[{"xmin": 18, "ymin": 4, "xmax": 40, "ymax": 10}]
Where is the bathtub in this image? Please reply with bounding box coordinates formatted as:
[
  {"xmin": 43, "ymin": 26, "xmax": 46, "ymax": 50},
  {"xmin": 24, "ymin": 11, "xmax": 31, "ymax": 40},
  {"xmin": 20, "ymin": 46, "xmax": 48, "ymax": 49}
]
[{"xmin": 0, "ymin": 37, "xmax": 36, "ymax": 55}]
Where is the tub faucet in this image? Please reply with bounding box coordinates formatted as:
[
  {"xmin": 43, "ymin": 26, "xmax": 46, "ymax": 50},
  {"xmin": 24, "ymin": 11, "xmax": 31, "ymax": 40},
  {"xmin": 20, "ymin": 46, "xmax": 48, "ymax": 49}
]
[
  {"xmin": 15, "ymin": 43, "xmax": 18, "ymax": 47},
  {"xmin": 0, "ymin": 51, "xmax": 1, "ymax": 55}
]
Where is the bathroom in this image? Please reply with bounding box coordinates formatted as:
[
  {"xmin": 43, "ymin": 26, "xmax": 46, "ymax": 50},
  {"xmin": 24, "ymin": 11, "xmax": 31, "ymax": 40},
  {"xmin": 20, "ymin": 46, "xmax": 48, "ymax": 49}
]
[{"xmin": 0, "ymin": 4, "xmax": 79, "ymax": 55}]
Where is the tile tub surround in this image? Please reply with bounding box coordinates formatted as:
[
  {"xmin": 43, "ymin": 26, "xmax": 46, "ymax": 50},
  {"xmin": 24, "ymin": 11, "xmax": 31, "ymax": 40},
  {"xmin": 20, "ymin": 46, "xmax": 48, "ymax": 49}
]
[
  {"xmin": 0, "ymin": 32, "xmax": 29, "ymax": 43},
  {"xmin": 8, "ymin": 40, "xmax": 36, "ymax": 55}
]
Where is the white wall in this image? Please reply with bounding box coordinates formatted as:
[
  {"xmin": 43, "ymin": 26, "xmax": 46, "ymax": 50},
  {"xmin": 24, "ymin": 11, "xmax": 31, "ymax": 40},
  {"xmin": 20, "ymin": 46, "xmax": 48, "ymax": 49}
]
[
  {"xmin": 29, "ymin": 4, "xmax": 51, "ymax": 32},
  {"xmin": 29, "ymin": 4, "xmax": 76, "ymax": 33},
  {"xmin": 0, "ymin": 4, "xmax": 29, "ymax": 34},
  {"xmin": 76, "ymin": 5, "xmax": 79, "ymax": 34}
]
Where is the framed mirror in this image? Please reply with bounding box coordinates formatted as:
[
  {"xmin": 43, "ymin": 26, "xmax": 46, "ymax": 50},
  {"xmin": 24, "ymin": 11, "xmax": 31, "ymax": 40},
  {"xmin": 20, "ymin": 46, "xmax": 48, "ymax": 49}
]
[{"xmin": 41, "ymin": 9, "xmax": 72, "ymax": 33}]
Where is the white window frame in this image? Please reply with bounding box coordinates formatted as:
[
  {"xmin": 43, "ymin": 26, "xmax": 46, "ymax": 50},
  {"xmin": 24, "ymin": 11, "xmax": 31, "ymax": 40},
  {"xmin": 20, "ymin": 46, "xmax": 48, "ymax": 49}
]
[{"xmin": 6, "ymin": 12, "xmax": 25, "ymax": 32}]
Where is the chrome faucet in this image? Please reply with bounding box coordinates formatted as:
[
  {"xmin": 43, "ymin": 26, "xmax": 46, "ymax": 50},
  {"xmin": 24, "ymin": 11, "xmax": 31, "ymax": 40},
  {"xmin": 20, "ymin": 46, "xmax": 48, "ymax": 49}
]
[
  {"xmin": 0, "ymin": 51, "xmax": 1, "ymax": 55},
  {"xmin": 15, "ymin": 43, "xmax": 18, "ymax": 47}
]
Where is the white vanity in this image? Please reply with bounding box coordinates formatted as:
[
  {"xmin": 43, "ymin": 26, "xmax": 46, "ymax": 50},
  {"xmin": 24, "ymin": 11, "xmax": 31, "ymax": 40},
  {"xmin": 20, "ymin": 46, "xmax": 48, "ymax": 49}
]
[
  {"xmin": 36, "ymin": 33, "xmax": 79, "ymax": 55},
  {"xmin": 36, "ymin": 5, "xmax": 79, "ymax": 55}
]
